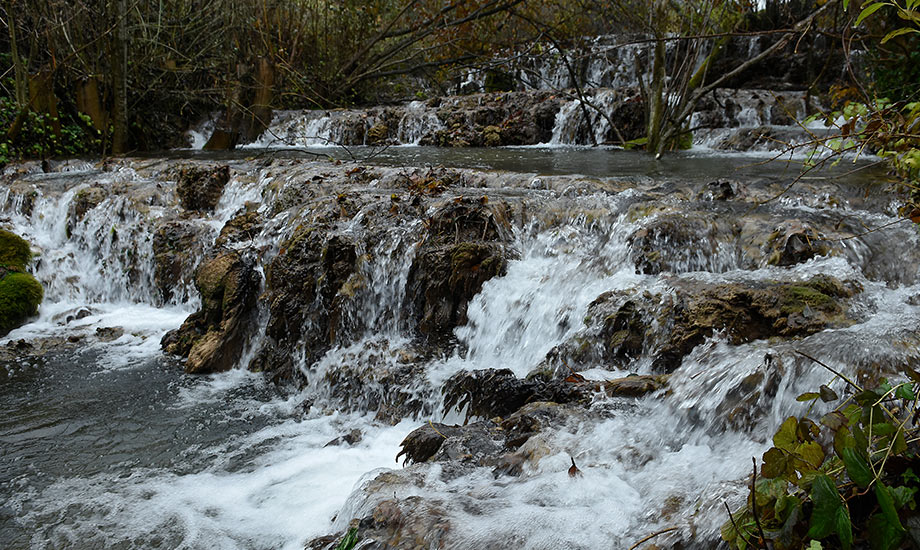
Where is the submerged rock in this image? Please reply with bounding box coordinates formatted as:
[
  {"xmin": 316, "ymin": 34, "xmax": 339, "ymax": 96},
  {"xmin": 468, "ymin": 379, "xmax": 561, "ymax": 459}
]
[{"xmin": 161, "ymin": 251, "xmax": 261, "ymax": 373}]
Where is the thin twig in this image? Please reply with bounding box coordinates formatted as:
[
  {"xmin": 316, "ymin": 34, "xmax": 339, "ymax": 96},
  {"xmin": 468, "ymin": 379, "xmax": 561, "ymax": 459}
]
[
  {"xmin": 795, "ymin": 350, "xmax": 863, "ymax": 392},
  {"xmin": 750, "ymin": 457, "xmax": 772, "ymax": 549},
  {"xmin": 628, "ymin": 527, "xmax": 679, "ymax": 550}
]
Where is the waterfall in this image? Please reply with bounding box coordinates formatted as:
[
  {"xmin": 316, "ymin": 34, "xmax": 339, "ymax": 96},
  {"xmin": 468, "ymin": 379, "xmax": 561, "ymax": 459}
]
[{"xmin": 4, "ymin": 155, "xmax": 917, "ymax": 549}]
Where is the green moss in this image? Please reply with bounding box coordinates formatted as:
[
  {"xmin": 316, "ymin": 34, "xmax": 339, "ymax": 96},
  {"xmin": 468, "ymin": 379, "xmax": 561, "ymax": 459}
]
[
  {"xmin": 0, "ymin": 229, "xmax": 32, "ymax": 271},
  {"xmin": 0, "ymin": 271, "xmax": 43, "ymax": 335},
  {"xmin": 780, "ymin": 285, "xmax": 835, "ymax": 314},
  {"xmin": 804, "ymin": 274, "xmax": 851, "ymax": 298}
]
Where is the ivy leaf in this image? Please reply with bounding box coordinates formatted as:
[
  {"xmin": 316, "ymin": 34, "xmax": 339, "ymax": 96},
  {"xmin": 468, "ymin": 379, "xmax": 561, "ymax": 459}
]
[
  {"xmin": 819, "ymin": 385, "xmax": 839, "ymax": 402},
  {"xmin": 889, "ymin": 485, "xmax": 917, "ymax": 510},
  {"xmin": 895, "ymin": 384, "xmax": 915, "ymax": 401},
  {"xmin": 875, "ymin": 483, "xmax": 906, "ymax": 530},
  {"xmin": 834, "ymin": 426, "xmax": 857, "ymax": 460},
  {"xmin": 837, "ymin": 506, "xmax": 854, "ymax": 550},
  {"xmin": 763, "ymin": 447, "xmax": 792, "ymax": 479},
  {"xmin": 868, "ymin": 513, "xmax": 904, "ymax": 550},
  {"xmin": 798, "ymin": 392, "xmax": 821, "ymax": 402},
  {"xmin": 774, "ymin": 416, "xmax": 799, "ymax": 452},
  {"xmin": 797, "ymin": 441, "xmax": 826, "ymax": 471},
  {"xmin": 808, "ymin": 474, "xmax": 848, "ymax": 543},
  {"xmin": 841, "ymin": 447, "xmax": 873, "ymax": 488},
  {"xmin": 854, "ymin": 390, "xmax": 880, "ymax": 406}
]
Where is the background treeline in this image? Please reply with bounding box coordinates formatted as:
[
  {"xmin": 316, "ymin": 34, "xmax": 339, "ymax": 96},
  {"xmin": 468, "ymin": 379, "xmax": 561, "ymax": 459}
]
[{"xmin": 0, "ymin": 0, "xmax": 917, "ymax": 159}]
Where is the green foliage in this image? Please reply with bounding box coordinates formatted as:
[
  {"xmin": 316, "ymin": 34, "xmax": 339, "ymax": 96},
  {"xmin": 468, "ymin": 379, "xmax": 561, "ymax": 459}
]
[
  {"xmin": 0, "ymin": 97, "xmax": 102, "ymax": 166},
  {"xmin": 0, "ymin": 271, "xmax": 44, "ymax": 335},
  {"xmin": 722, "ymin": 373, "xmax": 920, "ymax": 549},
  {"xmin": 0, "ymin": 229, "xmax": 33, "ymax": 271},
  {"xmin": 335, "ymin": 527, "xmax": 359, "ymax": 550}
]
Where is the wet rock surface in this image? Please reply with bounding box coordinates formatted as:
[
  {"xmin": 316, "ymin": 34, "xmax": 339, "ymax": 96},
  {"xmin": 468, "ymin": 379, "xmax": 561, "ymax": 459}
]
[
  {"xmin": 175, "ymin": 164, "xmax": 231, "ymax": 211},
  {"xmin": 407, "ymin": 197, "xmax": 512, "ymax": 338},
  {"xmin": 161, "ymin": 251, "xmax": 261, "ymax": 373},
  {"xmin": 570, "ymin": 275, "xmax": 858, "ymax": 373},
  {"xmin": 152, "ymin": 220, "xmax": 208, "ymax": 303}
]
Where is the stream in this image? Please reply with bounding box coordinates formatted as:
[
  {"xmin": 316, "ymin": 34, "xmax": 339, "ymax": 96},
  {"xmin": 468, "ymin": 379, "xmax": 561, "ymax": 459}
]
[{"xmin": 2, "ymin": 146, "xmax": 919, "ymax": 549}]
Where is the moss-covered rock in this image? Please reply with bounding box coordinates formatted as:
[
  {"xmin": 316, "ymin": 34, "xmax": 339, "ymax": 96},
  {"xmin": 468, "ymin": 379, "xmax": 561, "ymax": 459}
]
[
  {"xmin": 0, "ymin": 230, "xmax": 42, "ymax": 336},
  {"xmin": 0, "ymin": 271, "xmax": 44, "ymax": 336},
  {"xmin": 0, "ymin": 229, "xmax": 33, "ymax": 271}
]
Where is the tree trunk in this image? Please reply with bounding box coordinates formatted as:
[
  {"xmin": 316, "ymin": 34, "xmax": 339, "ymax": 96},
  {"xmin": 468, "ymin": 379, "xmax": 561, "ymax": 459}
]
[
  {"xmin": 243, "ymin": 57, "xmax": 274, "ymax": 143},
  {"xmin": 111, "ymin": 0, "xmax": 129, "ymax": 155},
  {"xmin": 76, "ymin": 77, "xmax": 108, "ymax": 133},
  {"xmin": 6, "ymin": 0, "xmax": 28, "ymax": 110},
  {"xmin": 646, "ymin": 36, "xmax": 667, "ymax": 155},
  {"xmin": 5, "ymin": 0, "xmax": 28, "ymax": 141},
  {"xmin": 28, "ymin": 70, "xmax": 61, "ymax": 137}
]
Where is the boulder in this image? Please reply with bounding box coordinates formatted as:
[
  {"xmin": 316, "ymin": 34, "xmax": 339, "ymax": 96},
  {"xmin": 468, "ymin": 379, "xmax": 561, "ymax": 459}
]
[
  {"xmin": 0, "ymin": 271, "xmax": 43, "ymax": 336},
  {"xmin": 175, "ymin": 164, "xmax": 230, "ymax": 211},
  {"xmin": 627, "ymin": 212, "xmax": 729, "ymax": 274},
  {"xmin": 365, "ymin": 123, "xmax": 389, "ymax": 145},
  {"xmin": 575, "ymin": 275, "xmax": 857, "ymax": 373},
  {"xmin": 441, "ymin": 368, "xmax": 585, "ymax": 422},
  {"xmin": 71, "ymin": 185, "xmax": 107, "ymax": 221},
  {"xmin": 261, "ymin": 215, "xmax": 359, "ymax": 374},
  {"xmin": 161, "ymin": 251, "xmax": 261, "ymax": 373},
  {"xmin": 406, "ymin": 197, "xmax": 513, "ymax": 338},
  {"xmin": 766, "ymin": 220, "xmax": 828, "ymax": 266},
  {"xmin": 0, "ymin": 229, "xmax": 33, "ymax": 271},
  {"xmin": 215, "ymin": 208, "xmax": 263, "ymax": 248}
]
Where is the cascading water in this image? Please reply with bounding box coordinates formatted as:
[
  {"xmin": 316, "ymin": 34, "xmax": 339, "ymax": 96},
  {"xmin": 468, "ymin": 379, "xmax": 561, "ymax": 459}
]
[
  {"xmin": 2, "ymin": 152, "xmax": 918, "ymax": 549},
  {"xmin": 183, "ymin": 33, "xmax": 827, "ymax": 153}
]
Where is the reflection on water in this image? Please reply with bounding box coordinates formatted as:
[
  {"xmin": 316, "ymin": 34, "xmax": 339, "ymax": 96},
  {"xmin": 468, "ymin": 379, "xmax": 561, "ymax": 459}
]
[{"xmin": 161, "ymin": 145, "xmax": 887, "ymax": 186}]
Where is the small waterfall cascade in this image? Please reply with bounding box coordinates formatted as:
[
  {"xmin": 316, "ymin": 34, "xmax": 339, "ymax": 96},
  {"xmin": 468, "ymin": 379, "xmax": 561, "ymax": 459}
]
[
  {"xmin": 0, "ymin": 161, "xmax": 271, "ymax": 310},
  {"xmin": 183, "ymin": 33, "xmax": 829, "ymax": 152},
  {"xmin": 396, "ymin": 101, "xmax": 444, "ymax": 145},
  {"xmin": 3, "ymin": 156, "xmax": 919, "ymax": 549}
]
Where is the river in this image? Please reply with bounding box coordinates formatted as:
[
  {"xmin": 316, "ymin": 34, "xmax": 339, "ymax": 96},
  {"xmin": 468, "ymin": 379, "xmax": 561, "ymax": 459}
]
[{"xmin": 2, "ymin": 146, "xmax": 918, "ymax": 549}]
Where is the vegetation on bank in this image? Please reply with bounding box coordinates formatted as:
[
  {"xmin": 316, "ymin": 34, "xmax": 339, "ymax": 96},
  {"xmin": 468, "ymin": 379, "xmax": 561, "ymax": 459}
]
[
  {"xmin": 723, "ymin": 370, "xmax": 920, "ymax": 550},
  {"xmin": 1, "ymin": 0, "xmax": 913, "ymax": 159},
  {"xmin": 721, "ymin": 4, "xmax": 920, "ymax": 548}
]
